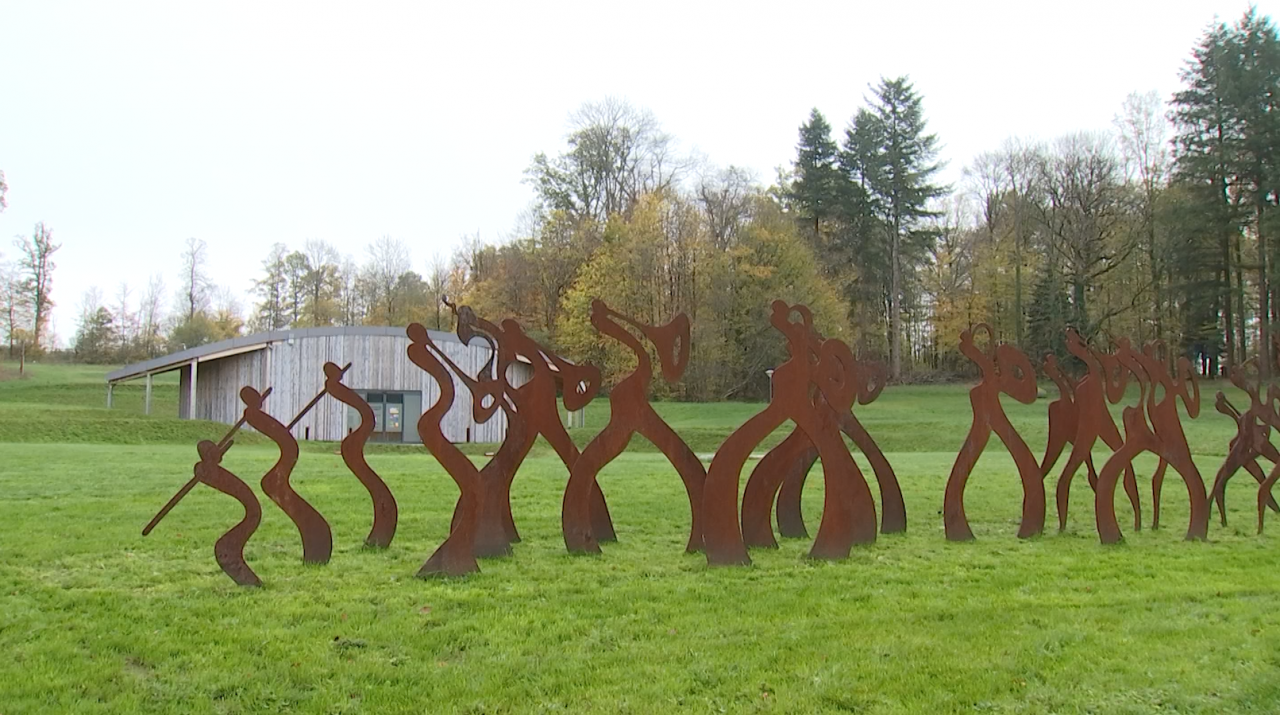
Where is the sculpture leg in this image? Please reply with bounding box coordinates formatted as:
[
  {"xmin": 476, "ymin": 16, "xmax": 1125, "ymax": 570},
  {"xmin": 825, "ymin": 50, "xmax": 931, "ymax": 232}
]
[
  {"xmin": 261, "ymin": 470, "xmax": 333, "ymax": 565},
  {"xmin": 541, "ymin": 415, "xmax": 615, "ymax": 543},
  {"xmin": 214, "ymin": 523, "xmax": 264, "ymax": 587},
  {"xmin": 588, "ymin": 482, "xmax": 616, "ymax": 543},
  {"xmin": 562, "ymin": 423, "xmax": 629, "ymax": 554},
  {"xmin": 841, "ymin": 413, "xmax": 906, "ymax": 534},
  {"xmin": 740, "ymin": 430, "xmax": 806, "ymax": 549},
  {"xmin": 1055, "ymin": 437, "xmax": 1094, "ymax": 532},
  {"xmin": 1040, "ymin": 402, "xmax": 1070, "ymax": 477},
  {"xmin": 419, "ymin": 485, "xmax": 481, "ymax": 577},
  {"xmin": 1243, "ymin": 458, "xmax": 1280, "ymax": 513},
  {"xmin": 991, "ymin": 409, "xmax": 1047, "ymax": 539},
  {"xmin": 206, "ymin": 469, "xmax": 264, "ymax": 587},
  {"xmin": 1258, "ymin": 461, "xmax": 1280, "ymax": 534},
  {"xmin": 1150, "ymin": 459, "xmax": 1168, "ymax": 530},
  {"xmin": 343, "ymin": 447, "xmax": 397, "ymax": 549},
  {"xmin": 1208, "ymin": 447, "xmax": 1247, "ymax": 527},
  {"xmin": 703, "ymin": 410, "xmax": 784, "ymax": 566},
  {"xmin": 471, "ymin": 469, "xmax": 515, "ymax": 557},
  {"xmin": 1161, "ymin": 448, "xmax": 1209, "ymax": 541},
  {"xmin": 807, "ymin": 422, "xmax": 878, "ymax": 559},
  {"xmin": 776, "ymin": 442, "xmax": 820, "ymax": 539},
  {"xmin": 1122, "ymin": 463, "xmax": 1142, "ymax": 532},
  {"xmin": 943, "ymin": 412, "xmax": 992, "ymax": 542},
  {"xmin": 1094, "ymin": 442, "xmax": 1145, "ymax": 544},
  {"xmin": 641, "ymin": 411, "xmax": 708, "ymax": 553}
]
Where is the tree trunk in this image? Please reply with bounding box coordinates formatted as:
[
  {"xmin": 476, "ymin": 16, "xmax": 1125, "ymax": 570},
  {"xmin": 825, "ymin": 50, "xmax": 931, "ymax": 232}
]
[
  {"xmin": 1258, "ymin": 199, "xmax": 1271, "ymax": 379},
  {"xmin": 1073, "ymin": 275, "xmax": 1087, "ymax": 334},
  {"xmin": 1148, "ymin": 201, "xmax": 1161, "ymax": 349},
  {"xmin": 889, "ymin": 221, "xmax": 901, "ymax": 380},
  {"xmin": 1234, "ymin": 231, "xmax": 1247, "ymax": 361},
  {"xmin": 1013, "ymin": 195, "xmax": 1024, "ymax": 348}
]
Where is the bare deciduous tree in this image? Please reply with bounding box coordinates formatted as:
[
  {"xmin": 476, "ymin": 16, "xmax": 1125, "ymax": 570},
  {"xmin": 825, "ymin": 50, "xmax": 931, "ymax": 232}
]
[
  {"xmin": 140, "ymin": 274, "xmax": 166, "ymax": 358},
  {"xmin": 1115, "ymin": 90, "xmax": 1170, "ymax": 344},
  {"xmin": 363, "ymin": 236, "xmax": 411, "ymax": 324},
  {"xmin": 697, "ymin": 165, "xmax": 756, "ymax": 249},
  {"xmin": 179, "ymin": 237, "xmax": 210, "ymax": 322},
  {"xmin": 14, "ymin": 222, "xmax": 60, "ymax": 351},
  {"xmin": 528, "ymin": 98, "xmax": 687, "ymax": 223}
]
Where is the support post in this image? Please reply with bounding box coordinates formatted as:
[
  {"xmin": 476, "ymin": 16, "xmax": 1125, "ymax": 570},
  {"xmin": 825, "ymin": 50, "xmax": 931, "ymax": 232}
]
[
  {"xmin": 144, "ymin": 373, "xmax": 153, "ymax": 415},
  {"xmin": 189, "ymin": 359, "xmax": 198, "ymax": 420},
  {"xmin": 106, "ymin": 383, "xmax": 114, "ymax": 409}
]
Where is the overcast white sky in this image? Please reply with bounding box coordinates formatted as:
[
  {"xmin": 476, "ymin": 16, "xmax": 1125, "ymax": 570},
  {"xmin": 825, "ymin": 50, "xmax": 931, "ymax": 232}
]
[{"xmin": 1, "ymin": 0, "xmax": 1275, "ymax": 345}]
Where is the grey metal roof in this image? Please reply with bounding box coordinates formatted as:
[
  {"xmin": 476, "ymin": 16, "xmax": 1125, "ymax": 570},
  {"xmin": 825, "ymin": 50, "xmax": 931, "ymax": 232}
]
[{"xmin": 105, "ymin": 325, "xmax": 468, "ymax": 383}]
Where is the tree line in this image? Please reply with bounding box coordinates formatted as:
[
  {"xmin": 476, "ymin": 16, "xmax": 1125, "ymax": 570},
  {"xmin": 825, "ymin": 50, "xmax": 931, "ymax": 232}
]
[
  {"xmin": 25, "ymin": 9, "xmax": 1280, "ymax": 400},
  {"xmin": 920, "ymin": 9, "xmax": 1280, "ymax": 380}
]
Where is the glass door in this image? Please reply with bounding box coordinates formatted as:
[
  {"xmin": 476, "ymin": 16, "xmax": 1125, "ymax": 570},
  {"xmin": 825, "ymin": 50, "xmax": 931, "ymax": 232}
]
[
  {"xmin": 353, "ymin": 391, "xmax": 418, "ymax": 443},
  {"xmin": 383, "ymin": 393, "xmax": 404, "ymax": 442}
]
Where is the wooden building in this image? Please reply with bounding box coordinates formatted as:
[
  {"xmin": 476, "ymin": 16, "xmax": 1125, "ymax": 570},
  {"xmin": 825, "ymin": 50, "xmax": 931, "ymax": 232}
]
[{"xmin": 105, "ymin": 326, "xmax": 533, "ymax": 443}]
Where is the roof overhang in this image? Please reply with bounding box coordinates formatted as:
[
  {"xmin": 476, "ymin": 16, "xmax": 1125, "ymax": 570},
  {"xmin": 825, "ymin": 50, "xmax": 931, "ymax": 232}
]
[
  {"xmin": 106, "ymin": 339, "xmax": 271, "ymax": 383},
  {"xmin": 104, "ymin": 325, "xmax": 472, "ymax": 384}
]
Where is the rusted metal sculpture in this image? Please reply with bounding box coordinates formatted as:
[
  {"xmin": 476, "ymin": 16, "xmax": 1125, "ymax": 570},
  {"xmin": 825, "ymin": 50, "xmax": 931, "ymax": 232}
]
[
  {"xmin": 741, "ymin": 340, "xmax": 903, "ymax": 547},
  {"xmin": 500, "ymin": 317, "xmax": 613, "ymax": 542},
  {"xmin": 1255, "ymin": 384, "xmax": 1280, "ymax": 534},
  {"xmin": 1048, "ymin": 330, "xmax": 1142, "ymax": 532},
  {"xmin": 242, "ymin": 384, "xmax": 333, "ymax": 564},
  {"xmin": 323, "ymin": 361, "xmax": 398, "ymax": 549},
  {"xmin": 429, "ymin": 313, "xmax": 524, "ymax": 558},
  {"xmin": 428, "ymin": 304, "xmax": 611, "ymax": 558},
  {"xmin": 1207, "ymin": 360, "xmax": 1280, "ymax": 527},
  {"xmin": 746, "ymin": 432, "xmax": 819, "ymax": 543},
  {"xmin": 406, "ymin": 323, "xmax": 481, "ymax": 576},
  {"xmin": 702, "ymin": 301, "xmax": 878, "ymax": 565},
  {"xmin": 142, "ymin": 389, "xmax": 273, "ymax": 586},
  {"xmin": 562, "ymin": 301, "xmax": 706, "ymax": 554},
  {"xmin": 943, "ymin": 323, "xmax": 1044, "ymax": 541},
  {"xmin": 1094, "ymin": 339, "xmax": 1208, "ymax": 543},
  {"xmin": 1040, "ymin": 354, "xmax": 1088, "ymax": 484}
]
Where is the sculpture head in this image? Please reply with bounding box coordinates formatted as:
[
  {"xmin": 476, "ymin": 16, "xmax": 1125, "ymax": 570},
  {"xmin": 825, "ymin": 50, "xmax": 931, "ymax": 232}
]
[
  {"xmin": 323, "ymin": 361, "xmax": 344, "ymax": 381},
  {"xmin": 239, "ymin": 386, "xmax": 264, "ymax": 407},
  {"xmin": 406, "ymin": 322, "xmax": 429, "ymax": 344},
  {"xmin": 196, "ymin": 439, "xmax": 221, "ymax": 462}
]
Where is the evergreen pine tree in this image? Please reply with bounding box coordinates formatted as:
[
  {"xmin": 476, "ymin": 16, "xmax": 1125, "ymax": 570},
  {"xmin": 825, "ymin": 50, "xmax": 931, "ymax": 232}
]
[
  {"xmin": 1025, "ymin": 264, "xmax": 1072, "ymax": 366},
  {"xmin": 856, "ymin": 77, "xmax": 947, "ymax": 379},
  {"xmin": 790, "ymin": 108, "xmax": 842, "ymax": 238}
]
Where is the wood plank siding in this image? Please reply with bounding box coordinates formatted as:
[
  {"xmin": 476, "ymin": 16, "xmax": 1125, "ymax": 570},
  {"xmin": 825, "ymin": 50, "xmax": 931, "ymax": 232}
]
[{"xmin": 175, "ymin": 331, "xmax": 531, "ymax": 443}]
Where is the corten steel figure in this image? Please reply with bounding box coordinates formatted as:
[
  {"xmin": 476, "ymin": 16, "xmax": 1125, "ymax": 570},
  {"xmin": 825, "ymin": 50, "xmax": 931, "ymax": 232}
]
[
  {"xmin": 1050, "ymin": 330, "xmax": 1142, "ymax": 532},
  {"xmin": 424, "ymin": 315, "xmax": 527, "ymax": 557},
  {"xmin": 1040, "ymin": 354, "xmax": 1085, "ymax": 483},
  {"xmin": 323, "ymin": 361, "xmax": 398, "ymax": 549},
  {"xmin": 242, "ymin": 385, "xmax": 334, "ymax": 564},
  {"xmin": 405, "ymin": 323, "xmax": 481, "ymax": 576},
  {"xmin": 747, "ymin": 431, "xmax": 818, "ymax": 542},
  {"xmin": 943, "ymin": 323, "xmax": 1044, "ymax": 541},
  {"xmin": 1207, "ymin": 360, "xmax": 1280, "ymax": 526},
  {"xmin": 443, "ymin": 305, "xmax": 615, "ymax": 550},
  {"xmin": 499, "ymin": 317, "xmax": 615, "ymax": 540},
  {"xmin": 741, "ymin": 346, "xmax": 904, "ymax": 547},
  {"xmin": 562, "ymin": 301, "xmax": 706, "ymax": 554},
  {"xmin": 142, "ymin": 389, "xmax": 273, "ymax": 587},
  {"xmin": 702, "ymin": 301, "xmax": 878, "ymax": 566},
  {"xmin": 1253, "ymin": 385, "xmax": 1280, "ymax": 534},
  {"xmin": 1093, "ymin": 339, "xmax": 1208, "ymax": 543}
]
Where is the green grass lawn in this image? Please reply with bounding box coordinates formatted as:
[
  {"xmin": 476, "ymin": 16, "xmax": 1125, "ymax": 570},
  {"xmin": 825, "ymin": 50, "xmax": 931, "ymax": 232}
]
[{"xmin": 1, "ymin": 363, "xmax": 1278, "ymax": 713}]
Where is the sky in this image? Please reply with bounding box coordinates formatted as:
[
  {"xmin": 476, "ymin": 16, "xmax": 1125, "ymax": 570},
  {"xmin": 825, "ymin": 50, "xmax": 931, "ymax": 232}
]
[{"xmin": 1, "ymin": 0, "xmax": 1276, "ymax": 345}]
